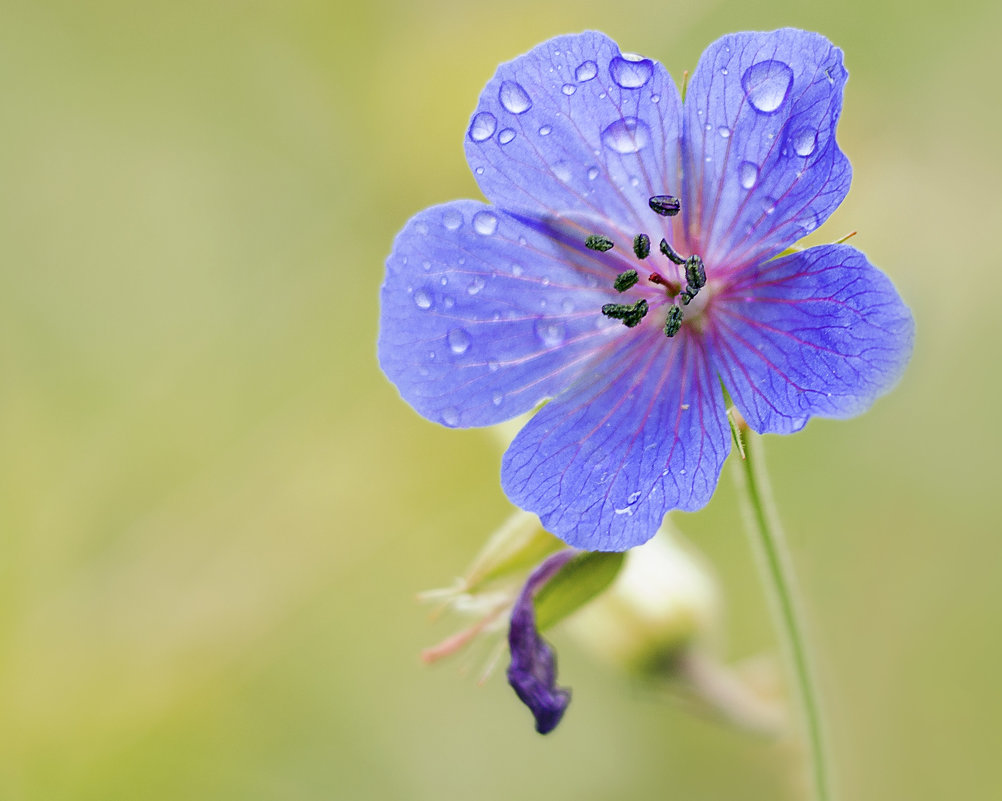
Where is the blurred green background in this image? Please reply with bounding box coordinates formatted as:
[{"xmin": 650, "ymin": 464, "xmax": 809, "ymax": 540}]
[{"xmin": 0, "ymin": 0, "xmax": 997, "ymax": 798}]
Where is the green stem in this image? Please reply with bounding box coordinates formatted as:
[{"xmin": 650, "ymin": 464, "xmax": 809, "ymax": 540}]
[{"xmin": 732, "ymin": 427, "xmax": 832, "ymax": 801}]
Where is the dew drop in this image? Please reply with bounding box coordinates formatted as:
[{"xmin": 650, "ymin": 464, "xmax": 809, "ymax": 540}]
[
  {"xmin": 575, "ymin": 60, "xmax": 598, "ymax": 81},
  {"xmin": 717, "ymin": 126, "xmax": 731, "ymax": 138},
  {"xmin": 492, "ymin": 392, "xmax": 504, "ymax": 406},
  {"xmin": 741, "ymin": 60, "xmax": 794, "ymax": 114},
  {"xmin": 422, "ymin": 260, "xmax": 431, "ymax": 271},
  {"xmin": 488, "ymin": 360, "xmax": 500, "ymax": 372},
  {"xmin": 600, "ymin": 117, "xmax": 651, "ymax": 154},
  {"xmin": 441, "ymin": 408, "xmax": 460, "ymax": 426},
  {"xmin": 413, "ymin": 289, "xmax": 433, "ymax": 309},
  {"xmin": 792, "ymin": 128, "xmax": 817, "ymax": 157},
  {"xmin": 721, "ymin": 67, "xmax": 729, "ymax": 76},
  {"xmin": 466, "ymin": 276, "xmax": 486, "ymax": 295},
  {"xmin": 475, "ymin": 166, "xmax": 484, "ymax": 175},
  {"xmin": 587, "ymin": 166, "xmax": 600, "ymax": 181},
  {"xmin": 499, "ymin": 80, "xmax": 532, "ymax": 114},
  {"xmin": 443, "ymin": 297, "xmax": 454, "ymax": 309},
  {"xmin": 561, "ymin": 298, "xmax": 575, "ymax": 314},
  {"xmin": 497, "ymin": 128, "xmax": 516, "ymax": 145},
  {"xmin": 538, "ymin": 125, "xmax": 552, "ymax": 136},
  {"xmin": 472, "ymin": 210, "xmax": 498, "ymax": 235},
  {"xmin": 511, "ymin": 264, "xmax": 524, "ymax": 277},
  {"xmin": 442, "ymin": 208, "xmax": 462, "ymax": 230},
  {"xmin": 561, "ymin": 83, "xmax": 577, "ymax": 96},
  {"xmin": 627, "ymin": 490, "xmax": 642, "ymax": 504},
  {"xmin": 761, "ymin": 196, "xmax": 777, "ymax": 215},
  {"xmin": 609, "ymin": 53, "xmax": 653, "ymax": 89},
  {"xmin": 739, "ymin": 161, "xmax": 759, "ymax": 189},
  {"xmin": 447, "ymin": 328, "xmax": 472, "ymax": 355},
  {"xmin": 650, "ymin": 93, "xmax": 660, "ymax": 104},
  {"xmin": 415, "ymin": 222, "xmax": 429, "ymax": 235},
  {"xmin": 552, "ymin": 161, "xmax": 572, "ymax": 182},
  {"xmin": 468, "ymin": 112, "xmax": 497, "ymax": 142},
  {"xmin": 534, "ymin": 318, "xmax": 566, "ymax": 346}
]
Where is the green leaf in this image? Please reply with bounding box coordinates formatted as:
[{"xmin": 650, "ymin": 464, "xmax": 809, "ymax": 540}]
[{"xmin": 534, "ymin": 551, "xmax": 625, "ymax": 631}]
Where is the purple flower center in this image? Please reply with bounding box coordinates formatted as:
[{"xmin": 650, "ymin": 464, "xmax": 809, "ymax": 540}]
[{"xmin": 592, "ymin": 195, "xmax": 708, "ymax": 338}]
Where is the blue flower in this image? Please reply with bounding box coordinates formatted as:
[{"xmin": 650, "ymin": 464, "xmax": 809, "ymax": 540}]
[{"xmin": 379, "ymin": 29, "xmax": 914, "ymax": 552}]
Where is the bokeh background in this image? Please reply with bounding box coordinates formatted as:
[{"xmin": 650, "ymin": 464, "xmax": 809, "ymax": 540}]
[{"xmin": 1, "ymin": 0, "xmax": 997, "ymax": 798}]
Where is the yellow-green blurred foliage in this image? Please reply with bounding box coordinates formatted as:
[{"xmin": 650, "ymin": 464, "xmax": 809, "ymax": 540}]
[{"xmin": 0, "ymin": 0, "xmax": 997, "ymax": 798}]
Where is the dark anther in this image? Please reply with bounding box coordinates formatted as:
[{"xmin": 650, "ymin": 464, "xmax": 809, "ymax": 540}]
[
  {"xmin": 613, "ymin": 269, "xmax": 639, "ymax": 293},
  {"xmin": 602, "ymin": 299, "xmax": 649, "ymax": 328},
  {"xmin": 633, "ymin": 233, "xmax": 650, "ymax": 259},
  {"xmin": 664, "ymin": 306, "xmax": 683, "ymax": 337},
  {"xmin": 585, "ymin": 234, "xmax": 614, "ymax": 252},
  {"xmin": 659, "ymin": 238, "xmax": 685, "ymax": 265},
  {"xmin": 684, "ymin": 255, "xmax": 706, "ymax": 290},
  {"xmin": 679, "ymin": 286, "xmax": 697, "ymax": 305},
  {"xmin": 649, "ymin": 195, "xmax": 681, "ymax": 217}
]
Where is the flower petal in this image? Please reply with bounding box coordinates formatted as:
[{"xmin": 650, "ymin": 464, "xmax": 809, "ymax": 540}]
[
  {"xmin": 465, "ymin": 32, "xmax": 683, "ymax": 238},
  {"xmin": 708, "ymin": 244, "xmax": 914, "ymax": 434},
  {"xmin": 379, "ymin": 199, "xmax": 632, "ymax": 428},
  {"xmin": 507, "ymin": 550, "xmax": 576, "ymax": 735},
  {"xmin": 501, "ymin": 331, "xmax": 731, "ymax": 551},
  {"xmin": 681, "ymin": 29, "xmax": 851, "ymax": 269}
]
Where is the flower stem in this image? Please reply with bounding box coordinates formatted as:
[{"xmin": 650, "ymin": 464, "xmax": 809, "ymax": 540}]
[{"xmin": 731, "ymin": 426, "xmax": 832, "ymax": 801}]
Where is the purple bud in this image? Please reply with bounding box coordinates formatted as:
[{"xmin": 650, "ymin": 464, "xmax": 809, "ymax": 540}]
[{"xmin": 507, "ymin": 550, "xmax": 575, "ymax": 734}]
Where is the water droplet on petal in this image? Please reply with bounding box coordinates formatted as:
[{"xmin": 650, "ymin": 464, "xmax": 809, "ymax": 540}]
[
  {"xmin": 538, "ymin": 125, "xmax": 552, "ymax": 136},
  {"xmin": 499, "ymin": 80, "xmax": 532, "ymax": 114},
  {"xmin": 717, "ymin": 126, "xmax": 731, "ymax": 138},
  {"xmin": 741, "ymin": 60, "xmax": 794, "ymax": 113},
  {"xmin": 415, "ymin": 222, "xmax": 429, "ymax": 236},
  {"xmin": 739, "ymin": 161, "xmax": 759, "ymax": 189},
  {"xmin": 609, "ymin": 54, "xmax": 653, "ymax": 88},
  {"xmin": 761, "ymin": 197, "xmax": 777, "ymax": 215},
  {"xmin": 601, "ymin": 117, "xmax": 651, "ymax": 154},
  {"xmin": 799, "ymin": 211, "xmax": 820, "ymax": 234},
  {"xmin": 575, "ymin": 60, "xmax": 598, "ymax": 81},
  {"xmin": 472, "ymin": 210, "xmax": 498, "ymax": 235},
  {"xmin": 498, "ymin": 128, "xmax": 516, "ymax": 145},
  {"xmin": 488, "ymin": 360, "xmax": 500, "ymax": 372},
  {"xmin": 650, "ymin": 93, "xmax": 660, "ymax": 104},
  {"xmin": 468, "ymin": 112, "xmax": 497, "ymax": 142},
  {"xmin": 792, "ymin": 128, "xmax": 817, "ymax": 156},
  {"xmin": 561, "ymin": 83, "xmax": 576, "ymax": 96},
  {"xmin": 442, "ymin": 208, "xmax": 462, "ymax": 230},
  {"xmin": 442, "ymin": 408, "xmax": 460, "ymax": 426},
  {"xmin": 552, "ymin": 161, "xmax": 572, "ymax": 182},
  {"xmin": 447, "ymin": 328, "xmax": 471, "ymax": 355},
  {"xmin": 466, "ymin": 276, "xmax": 486, "ymax": 295},
  {"xmin": 492, "ymin": 392, "xmax": 504, "ymax": 406},
  {"xmin": 534, "ymin": 319, "xmax": 566, "ymax": 346},
  {"xmin": 511, "ymin": 264, "xmax": 524, "ymax": 277},
  {"xmin": 413, "ymin": 288, "xmax": 433, "ymax": 309},
  {"xmin": 587, "ymin": 166, "xmax": 600, "ymax": 181},
  {"xmin": 627, "ymin": 490, "xmax": 642, "ymax": 504},
  {"xmin": 720, "ymin": 67, "xmax": 729, "ymax": 76}
]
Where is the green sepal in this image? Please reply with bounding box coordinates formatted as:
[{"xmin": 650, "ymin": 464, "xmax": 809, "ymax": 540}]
[
  {"xmin": 533, "ymin": 551, "xmax": 626, "ymax": 631},
  {"xmin": 463, "ymin": 511, "xmax": 563, "ymax": 593}
]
